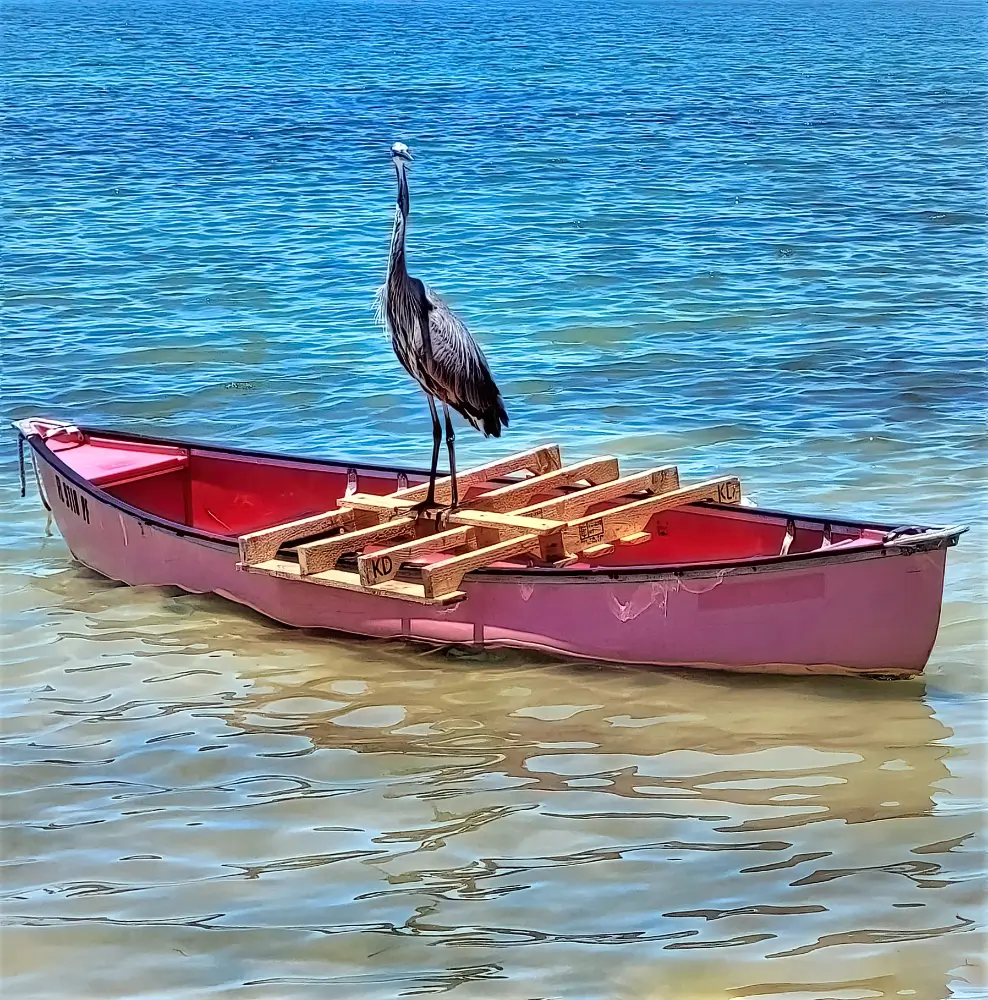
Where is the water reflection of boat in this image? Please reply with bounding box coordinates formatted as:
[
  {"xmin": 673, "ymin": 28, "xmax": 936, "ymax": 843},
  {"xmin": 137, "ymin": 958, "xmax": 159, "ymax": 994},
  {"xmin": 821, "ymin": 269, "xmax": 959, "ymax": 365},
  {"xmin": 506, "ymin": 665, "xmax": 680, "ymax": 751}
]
[
  {"xmin": 220, "ymin": 659, "xmax": 971, "ymax": 985},
  {"xmin": 227, "ymin": 658, "xmax": 953, "ymax": 833},
  {"xmin": 16, "ymin": 417, "xmax": 965, "ymax": 677}
]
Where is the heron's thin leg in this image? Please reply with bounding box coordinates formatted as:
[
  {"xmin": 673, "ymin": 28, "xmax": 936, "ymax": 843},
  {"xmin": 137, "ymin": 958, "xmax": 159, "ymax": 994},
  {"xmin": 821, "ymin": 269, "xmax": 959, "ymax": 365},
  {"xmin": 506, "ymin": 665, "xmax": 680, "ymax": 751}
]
[
  {"xmin": 442, "ymin": 403, "xmax": 458, "ymax": 509},
  {"xmin": 423, "ymin": 394, "xmax": 442, "ymax": 508}
]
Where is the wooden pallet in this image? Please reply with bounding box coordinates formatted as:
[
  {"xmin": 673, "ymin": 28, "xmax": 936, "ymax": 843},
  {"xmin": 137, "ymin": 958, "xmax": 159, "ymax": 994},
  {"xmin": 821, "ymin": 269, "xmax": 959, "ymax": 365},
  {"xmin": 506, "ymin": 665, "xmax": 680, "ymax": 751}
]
[{"xmin": 238, "ymin": 444, "xmax": 742, "ymax": 605}]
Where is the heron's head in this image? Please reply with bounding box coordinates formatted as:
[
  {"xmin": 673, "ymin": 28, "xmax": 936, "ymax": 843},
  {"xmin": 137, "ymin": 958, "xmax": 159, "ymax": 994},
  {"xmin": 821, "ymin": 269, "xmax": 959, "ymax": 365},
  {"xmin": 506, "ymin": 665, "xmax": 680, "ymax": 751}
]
[{"xmin": 390, "ymin": 142, "xmax": 413, "ymax": 166}]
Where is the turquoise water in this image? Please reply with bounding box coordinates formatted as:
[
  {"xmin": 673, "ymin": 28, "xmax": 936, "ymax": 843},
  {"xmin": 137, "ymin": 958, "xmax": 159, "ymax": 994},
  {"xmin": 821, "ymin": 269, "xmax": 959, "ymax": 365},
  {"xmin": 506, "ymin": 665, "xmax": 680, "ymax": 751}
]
[{"xmin": 3, "ymin": 0, "xmax": 986, "ymax": 996}]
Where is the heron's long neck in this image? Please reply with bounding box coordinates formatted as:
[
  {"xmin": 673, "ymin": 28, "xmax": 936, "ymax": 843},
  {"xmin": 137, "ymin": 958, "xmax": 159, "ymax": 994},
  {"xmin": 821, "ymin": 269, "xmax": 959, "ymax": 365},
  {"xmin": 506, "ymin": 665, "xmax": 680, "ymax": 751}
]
[{"xmin": 387, "ymin": 164, "xmax": 410, "ymax": 281}]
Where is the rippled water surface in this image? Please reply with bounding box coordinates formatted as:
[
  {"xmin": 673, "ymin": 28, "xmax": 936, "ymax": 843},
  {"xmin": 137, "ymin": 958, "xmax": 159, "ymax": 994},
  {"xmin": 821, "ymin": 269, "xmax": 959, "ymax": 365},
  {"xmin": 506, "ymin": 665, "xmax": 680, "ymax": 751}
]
[{"xmin": 3, "ymin": 0, "xmax": 986, "ymax": 996}]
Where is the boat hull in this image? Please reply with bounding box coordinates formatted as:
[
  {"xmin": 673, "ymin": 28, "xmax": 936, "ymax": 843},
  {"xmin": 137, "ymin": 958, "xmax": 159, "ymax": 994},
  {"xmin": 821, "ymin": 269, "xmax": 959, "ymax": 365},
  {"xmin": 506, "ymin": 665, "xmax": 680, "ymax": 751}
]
[{"xmin": 35, "ymin": 457, "xmax": 949, "ymax": 678}]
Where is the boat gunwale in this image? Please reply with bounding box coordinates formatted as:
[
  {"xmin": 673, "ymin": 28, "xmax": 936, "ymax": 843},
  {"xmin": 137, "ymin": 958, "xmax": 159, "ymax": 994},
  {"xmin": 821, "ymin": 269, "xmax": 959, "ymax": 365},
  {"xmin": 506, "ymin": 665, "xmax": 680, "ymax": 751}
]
[{"xmin": 17, "ymin": 420, "xmax": 967, "ymax": 585}]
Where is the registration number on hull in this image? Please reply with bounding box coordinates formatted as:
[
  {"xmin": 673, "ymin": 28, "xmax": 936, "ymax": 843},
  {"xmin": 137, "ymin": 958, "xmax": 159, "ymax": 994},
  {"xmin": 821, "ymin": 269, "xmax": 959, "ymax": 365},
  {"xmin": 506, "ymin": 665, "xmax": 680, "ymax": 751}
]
[{"xmin": 55, "ymin": 476, "xmax": 91, "ymax": 524}]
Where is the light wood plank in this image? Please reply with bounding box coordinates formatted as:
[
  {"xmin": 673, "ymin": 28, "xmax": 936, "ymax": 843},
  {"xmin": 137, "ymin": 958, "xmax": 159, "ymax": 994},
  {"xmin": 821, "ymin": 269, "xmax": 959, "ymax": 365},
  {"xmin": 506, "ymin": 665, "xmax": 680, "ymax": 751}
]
[
  {"xmin": 448, "ymin": 509, "xmax": 567, "ymax": 559},
  {"xmin": 580, "ymin": 543, "xmax": 615, "ymax": 558},
  {"xmin": 618, "ymin": 531, "xmax": 651, "ymax": 545},
  {"xmin": 558, "ymin": 476, "xmax": 741, "ymax": 553},
  {"xmin": 297, "ymin": 517, "xmax": 416, "ymax": 576},
  {"xmin": 342, "ymin": 492, "xmax": 418, "ymax": 513},
  {"xmin": 357, "ymin": 525, "xmax": 476, "ymax": 586},
  {"xmin": 390, "ymin": 445, "xmax": 562, "ymax": 506},
  {"xmin": 518, "ymin": 466, "xmax": 680, "ymax": 521},
  {"xmin": 242, "ymin": 558, "xmax": 467, "ymax": 605},
  {"xmin": 448, "ymin": 509, "xmax": 566, "ymax": 536},
  {"xmin": 238, "ymin": 507, "xmax": 357, "ymax": 565},
  {"xmin": 552, "ymin": 555, "xmax": 581, "ymax": 569},
  {"xmin": 422, "ymin": 534, "xmax": 541, "ymax": 599},
  {"xmin": 468, "ymin": 457, "xmax": 620, "ymax": 512}
]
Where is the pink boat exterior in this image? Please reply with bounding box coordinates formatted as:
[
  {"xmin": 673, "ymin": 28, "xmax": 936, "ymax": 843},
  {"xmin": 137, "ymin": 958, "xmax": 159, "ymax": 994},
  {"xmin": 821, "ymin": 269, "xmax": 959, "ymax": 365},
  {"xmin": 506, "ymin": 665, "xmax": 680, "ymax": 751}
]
[{"xmin": 16, "ymin": 417, "xmax": 965, "ymax": 678}]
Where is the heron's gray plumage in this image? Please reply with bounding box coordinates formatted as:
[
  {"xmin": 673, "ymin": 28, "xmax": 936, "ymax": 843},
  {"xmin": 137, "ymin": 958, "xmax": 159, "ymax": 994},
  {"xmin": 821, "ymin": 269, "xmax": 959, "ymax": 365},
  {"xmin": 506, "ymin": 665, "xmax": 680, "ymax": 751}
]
[
  {"xmin": 419, "ymin": 291, "xmax": 507, "ymax": 437},
  {"xmin": 380, "ymin": 150, "xmax": 508, "ymax": 440}
]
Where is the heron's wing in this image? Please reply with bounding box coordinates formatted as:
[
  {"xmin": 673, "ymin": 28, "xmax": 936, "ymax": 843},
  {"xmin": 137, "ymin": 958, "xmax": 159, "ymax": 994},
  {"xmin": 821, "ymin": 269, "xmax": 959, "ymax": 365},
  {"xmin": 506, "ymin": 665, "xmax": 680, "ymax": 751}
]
[{"xmin": 422, "ymin": 288, "xmax": 508, "ymax": 437}]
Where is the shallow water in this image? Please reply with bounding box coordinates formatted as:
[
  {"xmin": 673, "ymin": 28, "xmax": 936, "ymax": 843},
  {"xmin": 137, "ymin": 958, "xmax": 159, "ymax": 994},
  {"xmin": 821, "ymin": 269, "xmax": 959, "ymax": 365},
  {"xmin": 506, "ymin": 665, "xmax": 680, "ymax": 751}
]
[{"xmin": 3, "ymin": 0, "xmax": 986, "ymax": 996}]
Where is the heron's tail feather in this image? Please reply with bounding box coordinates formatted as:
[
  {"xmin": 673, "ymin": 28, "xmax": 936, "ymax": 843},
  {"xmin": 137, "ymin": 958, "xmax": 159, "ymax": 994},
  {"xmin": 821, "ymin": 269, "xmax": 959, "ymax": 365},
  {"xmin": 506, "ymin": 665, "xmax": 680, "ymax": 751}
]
[
  {"xmin": 460, "ymin": 394, "xmax": 508, "ymax": 438},
  {"xmin": 492, "ymin": 396, "xmax": 509, "ymax": 436}
]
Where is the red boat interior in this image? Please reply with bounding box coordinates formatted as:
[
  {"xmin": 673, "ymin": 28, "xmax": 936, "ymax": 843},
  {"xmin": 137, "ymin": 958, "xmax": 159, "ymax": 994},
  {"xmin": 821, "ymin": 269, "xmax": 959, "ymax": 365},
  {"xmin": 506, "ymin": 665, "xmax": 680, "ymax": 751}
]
[{"xmin": 40, "ymin": 427, "xmax": 885, "ymax": 569}]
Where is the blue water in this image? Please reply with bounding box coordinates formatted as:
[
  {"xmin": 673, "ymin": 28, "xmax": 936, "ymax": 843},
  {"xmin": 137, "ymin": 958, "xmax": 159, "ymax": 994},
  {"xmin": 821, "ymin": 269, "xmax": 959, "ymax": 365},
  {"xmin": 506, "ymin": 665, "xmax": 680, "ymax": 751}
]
[
  {"xmin": 3, "ymin": 1, "xmax": 986, "ymax": 997},
  {"xmin": 5, "ymin": 0, "xmax": 985, "ymax": 502}
]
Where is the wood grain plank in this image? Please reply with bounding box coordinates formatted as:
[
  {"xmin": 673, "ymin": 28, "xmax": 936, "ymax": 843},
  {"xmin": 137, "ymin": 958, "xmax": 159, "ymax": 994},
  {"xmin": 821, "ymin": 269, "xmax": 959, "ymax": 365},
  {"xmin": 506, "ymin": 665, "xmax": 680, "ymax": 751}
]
[
  {"xmin": 242, "ymin": 558, "xmax": 466, "ymax": 605},
  {"xmin": 296, "ymin": 517, "xmax": 416, "ymax": 576},
  {"xmin": 238, "ymin": 507, "xmax": 357, "ymax": 565},
  {"xmin": 341, "ymin": 493, "xmax": 416, "ymax": 512},
  {"xmin": 447, "ymin": 509, "xmax": 565, "ymax": 535},
  {"xmin": 618, "ymin": 531, "xmax": 651, "ymax": 545},
  {"xmin": 422, "ymin": 534, "xmax": 541, "ymax": 599},
  {"xmin": 518, "ymin": 466, "xmax": 680, "ymax": 521},
  {"xmin": 558, "ymin": 476, "xmax": 741, "ymax": 553},
  {"xmin": 467, "ymin": 457, "xmax": 620, "ymax": 512},
  {"xmin": 357, "ymin": 525, "xmax": 476, "ymax": 586}
]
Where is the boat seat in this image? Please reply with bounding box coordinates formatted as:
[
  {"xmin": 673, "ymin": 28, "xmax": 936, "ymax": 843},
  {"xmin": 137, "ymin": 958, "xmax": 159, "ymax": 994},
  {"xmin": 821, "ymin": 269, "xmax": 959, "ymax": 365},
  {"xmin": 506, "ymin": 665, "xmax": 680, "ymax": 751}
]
[
  {"xmin": 823, "ymin": 536, "xmax": 884, "ymax": 551},
  {"xmin": 53, "ymin": 437, "xmax": 189, "ymax": 488}
]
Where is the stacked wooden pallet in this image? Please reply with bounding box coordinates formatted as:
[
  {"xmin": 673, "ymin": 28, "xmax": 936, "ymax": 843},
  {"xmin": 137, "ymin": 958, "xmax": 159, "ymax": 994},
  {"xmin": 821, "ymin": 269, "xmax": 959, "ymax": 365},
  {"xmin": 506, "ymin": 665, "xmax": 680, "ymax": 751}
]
[{"xmin": 238, "ymin": 444, "xmax": 741, "ymax": 605}]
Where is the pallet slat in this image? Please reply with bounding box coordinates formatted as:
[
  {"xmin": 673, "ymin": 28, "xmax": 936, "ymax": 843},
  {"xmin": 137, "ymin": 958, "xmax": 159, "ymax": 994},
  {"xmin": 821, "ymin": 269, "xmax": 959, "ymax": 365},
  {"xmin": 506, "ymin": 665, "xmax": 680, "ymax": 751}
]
[
  {"xmin": 448, "ymin": 509, "xmax": 567, "ymax": 560},
  {"xmin": 239, "ymin": 507, "xmax": 358, "ymax": 565},
  {"xmin": 519, "ymin": 466, "xmax": 680, "ymax": 521},
  {"xmin": 447, "ymin": 509, "xmax": 565, "ymax": 536},
  {"xmin": 422, "ymin": 534, "xmax": 540, "ymax": 599},
  {"xmin": 618, "ymin": 531, "xmax": 651, "ymax": 545},
  {"xmin": 357, "ymin": 525, "xmax": 478, "ymax": 587},
  {"xmin": 342, "ymin": 493, "xmax": 419, "ymax": 513},
  {"xmin": 243, "ymin": 558, "xmax": 467, "ymax": 605},
  {"xmin": 297, "ymin": 516, "xmax": 416, "ymax": 576},
  {"xmin": 557, "ymin": 476, "xmax": 741, "ymax": 554},
  {"xmin": 468, "ymin": 456, "xmax": 620, "ymax": 512}
]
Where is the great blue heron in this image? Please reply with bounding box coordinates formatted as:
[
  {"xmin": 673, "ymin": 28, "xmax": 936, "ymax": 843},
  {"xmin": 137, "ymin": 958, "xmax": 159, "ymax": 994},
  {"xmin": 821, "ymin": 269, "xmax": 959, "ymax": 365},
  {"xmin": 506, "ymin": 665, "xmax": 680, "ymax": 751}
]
[{"xmin": 378, "ymin": 141, "xmax": 508, "ymax": 510}]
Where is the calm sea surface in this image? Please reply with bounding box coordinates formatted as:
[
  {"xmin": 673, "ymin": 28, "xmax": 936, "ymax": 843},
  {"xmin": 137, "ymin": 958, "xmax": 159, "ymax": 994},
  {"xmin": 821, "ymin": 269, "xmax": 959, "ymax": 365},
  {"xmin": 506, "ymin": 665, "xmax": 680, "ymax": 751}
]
[{"xmin": 3, "ymin": 0, "xmax": 986, "ymax": 996}]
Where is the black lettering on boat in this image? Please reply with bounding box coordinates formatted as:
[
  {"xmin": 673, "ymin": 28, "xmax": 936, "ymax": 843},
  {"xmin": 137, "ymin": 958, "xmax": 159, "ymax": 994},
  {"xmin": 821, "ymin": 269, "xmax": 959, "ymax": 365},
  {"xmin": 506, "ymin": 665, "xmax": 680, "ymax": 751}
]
[{"xmin": 54, "ymin": 476, "xmax": 87, "ymax": 520}]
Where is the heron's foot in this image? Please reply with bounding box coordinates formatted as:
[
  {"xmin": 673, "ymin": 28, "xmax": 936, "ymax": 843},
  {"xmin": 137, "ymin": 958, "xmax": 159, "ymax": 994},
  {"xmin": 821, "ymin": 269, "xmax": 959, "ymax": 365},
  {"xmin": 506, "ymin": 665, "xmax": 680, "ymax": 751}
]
[
  {"xmin": 435, "ymin": 503, "xmax": 460, "ymax": 528},
  {"xmin": 399, "ymin": 498, "xmax": 445, "ymax": 517}
]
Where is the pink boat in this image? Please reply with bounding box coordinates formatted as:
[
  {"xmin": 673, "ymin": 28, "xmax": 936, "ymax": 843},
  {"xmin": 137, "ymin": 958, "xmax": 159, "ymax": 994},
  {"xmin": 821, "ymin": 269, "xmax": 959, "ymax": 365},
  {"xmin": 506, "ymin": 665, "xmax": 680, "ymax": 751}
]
[{"xmin": 15, "ymin": 416, "xmax": 964, "ymax": 678}]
